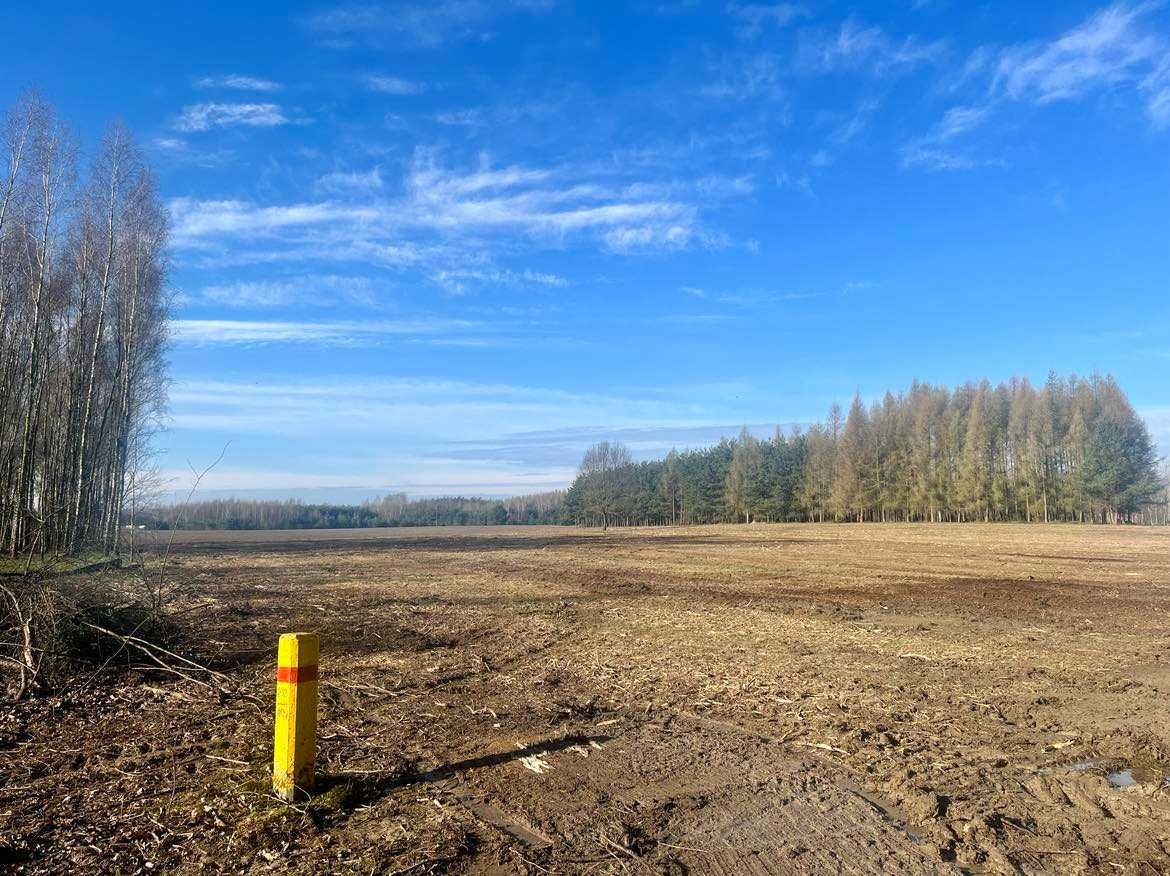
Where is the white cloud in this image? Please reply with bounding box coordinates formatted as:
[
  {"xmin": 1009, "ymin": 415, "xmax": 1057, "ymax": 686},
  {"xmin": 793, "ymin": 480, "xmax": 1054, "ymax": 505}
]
[
  {"xmin": 169, "ymin": 152, "xmax": 745, "ymax": 262},
  {"xmin": 156, "ymin": 465, "xmax": 573, "ymax": 497},
  {"xmin": 365, "ymin": 74, "xmax": 426, "ymax": 94},
  {"xmin": 414, "ymin": 162, "xmax": 554, "ymax": 196},
  {"xmin": 900, "ymin": 148, "xmax": 985, "ymax": 171},
  {"xmin": 931, "ymin": 104, "xmax": 992, "ymax": 140},
  {"xmin": 987, "ymin": 3, "xmax": 1170, "ymax": 128},
  {"xmin": 405, "ymin": 154, "xmax": 698, "ymax": 246},
  {"xmin": 946, "ymin": 45, "xmax": 996, "ymax": 94},
  {"xmin": 169, "ymin": 318, "xmax": 477, "ymax": 345},
  {"xmin": 697, "ymin": 53, "xmax": 785, "ymax": 101},
  {"xmin": 150, "ymin": 137, "xmax": 235, "ymax": 168},
  {"xmin": 159, "ymin": 374, "xmax": 782, "ymax": 497},
  {"xmin": 166, "ymin": 374, "xmax": 736, "ymax": 442},
  {"xmin": 775, "ymin": 169, "xmax": 813, "ymax": 195},
  {"xmin": 431, "ymin": 267, "xmax": 568, "ymax": 294},
  {"xmin": 900, "ymin": 104, "xmax": 996, "ymax": 171},
  {"xmin": 315, "ymin": 167, "xmax": 384, "ymax": 193},
  {"xmin": 833, "ymin": 98, "xmax": 881, "ymax": 144},
  {"xmin": 195, "ymin": 275, "xmax": 380, "ymax": 309},
  {"xmin": 169, "ymin": 198, "xmax": 380, "ymax": 244},
  {"xmin": 800, "ymin": 19, "xmax": 946, "ymax": 75},
  {"xmin": 301, "ymin": 0, "xmax": 556, "ymax": 49},
  {"xmin": 904, "ymin": 5, "xmax": 1170, "ymax": 171},
  {"xmin": 993, "ymin": 4, "xmax": 1160, "ymax": 104},
  {"xmin": 434, "ymin": 108, "xmax": 486, "ymax": 127},
  {"xmin": 258, "ymin": 155, "xmax": 703, "ymax": 255},
  {"xmin": 728, "ymin": 3, "xmax": 806, "ymax": 40},
  {"xmin": 195, "ymin": 75, "xmax": 282, "ymax": 92},
  {"xmin": 1146, "ymin": 51, "xmax": 1170, "ymax": 126},
  {"xmin": 603, "ymin": 224, "xmax": 695, "ymax": 252},
  {"xmin": 174, "ymin": 102, "xmax": 291, "ymax": 132}
]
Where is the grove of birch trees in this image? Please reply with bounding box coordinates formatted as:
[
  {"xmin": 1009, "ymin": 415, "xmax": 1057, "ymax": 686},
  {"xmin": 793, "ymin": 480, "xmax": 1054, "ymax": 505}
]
[{"xmin": 0, "ymin": 93, "xmax": 169, "ymax": 558}]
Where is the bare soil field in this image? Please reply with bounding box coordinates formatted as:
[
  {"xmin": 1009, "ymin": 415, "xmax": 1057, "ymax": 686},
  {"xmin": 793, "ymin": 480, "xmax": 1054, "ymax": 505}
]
[{"xmin": 4, "ymin": 523, "xmax": 1170, "ymax": 874}]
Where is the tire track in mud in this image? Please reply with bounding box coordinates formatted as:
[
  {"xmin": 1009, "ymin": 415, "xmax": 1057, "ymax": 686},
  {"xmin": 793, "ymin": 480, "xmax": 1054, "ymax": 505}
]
[{"xmin": 433, "ymin": 711, "xmax": 945, "ymax": 873}]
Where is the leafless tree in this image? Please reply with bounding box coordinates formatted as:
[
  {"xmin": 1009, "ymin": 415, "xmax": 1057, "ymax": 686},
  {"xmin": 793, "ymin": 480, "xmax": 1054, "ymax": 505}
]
[
  {"xmin": 577, "ymin": 441, "xmax": 633, "ymax": 529},
  {"xmin": 0, "ymin": 93, "xmax": 169, "ymax": 559}
]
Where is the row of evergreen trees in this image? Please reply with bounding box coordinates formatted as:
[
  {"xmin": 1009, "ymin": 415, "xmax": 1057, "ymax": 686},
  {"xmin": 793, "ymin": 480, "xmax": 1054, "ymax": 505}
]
[{"xmin": 565, "ymin": 374, "xmax": 1167, "ymax": 526}]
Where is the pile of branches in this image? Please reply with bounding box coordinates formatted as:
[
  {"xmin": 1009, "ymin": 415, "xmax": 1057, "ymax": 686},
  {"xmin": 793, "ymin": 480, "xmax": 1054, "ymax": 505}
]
[{"xmin": 0, "ymin": 559, "xmax": 185, "ymax": 699}]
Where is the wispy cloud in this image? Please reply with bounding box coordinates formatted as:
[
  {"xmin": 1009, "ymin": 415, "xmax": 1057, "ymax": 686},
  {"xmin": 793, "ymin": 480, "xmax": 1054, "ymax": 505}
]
[
  {"xmin": 775, "ymin": 169, "xmax": 813, "ymax": 195},
  {"xmin": 195, "ymin": 75, "xmax": 282, "ymax": 92},
  {"xmin": 928, "ymin": 104, "xmax": 992, "ymax": 140},
  {"xmin": 431, "ymin": 267, "xmax": 568, "ymax": 294},
  {"xmin": 409, "ymin": 156, "xmax": 692, "ymax": 239},
  {"xmin": 169, "ymin": 198, "xmax": 380, "ymax": 244},
  {"xmin": 991, "ymin": 3, "xmax": 1170, "ymax": 128},
  {"xmin": 809, "ymin": 149, "xmax": 832, "ymax": 167},
  {"xmin": 168, "ymin": 374, "xmax": 750, "ymax": 448},
  {"xmin": 169, "ymin": 150, "xmax": 747, "ymax": 270},
  {"xmin": 409, "ymin": 160, "xmax": 697, "ymax": 250},
  {"xmin": 1148, "ymin": 54, "xmax": 1170, "ymax": 126},
  {"xmin": 697, "ymin": 53, "xmax": 785, "ymax": 101},
  {"xmin": 315, "ymin": 167, "xmax": 384, "ymax": 194},
  {"xmin": 193, "ymin": 275, "xmax": 380, "ymax": 309},
  {"xmin": 404, "ymin": 154, "xmax": 712, "ymax": 251},
  {"xmin": 151, "ymin": 137, "xmax": 235, "ymax": 168},
  {"xmin": 445, "ymin": 420, "xmax": 794, "ymax": 468},
  {"xmin": 799, "ymin": 19, "xmax": 947, "ymax": 75},
  {"xmin": 157, "ymin": 466, "xmax": 572, "ymax": 499},
  {"xmin": 434, "ymin": 108, "xmax": 486, "ymax": 127},
  {"xmin": 364, "ymin": 74, "xmax": 426, "ymax": 94},
  {"xmin": 900, "ymin": 104, "xmax": 996, "ymax": 170},
  {"xmin": 169, "ymin": 317, "xmax": 478, "ymax": 345},
  {"xmin": 301, "ymin": 0, "xmax": 556, "ymax": 49},
  {"xmin": 904, "ymin": 4, "xmax": 1170, "ymax": 171},
  {"xmin": 728, "ymin": 3, "xmax": 806, "ymax": 40},
  {"xmin": 174, "ymin": 102, "xmax": 292, "ymax": 132},
  {"xmin": 832, "ymin": 98, "xmax": 882, "ymax": 144},
  {"xmin": 159, "ymin": 370, "xmax": 795, "ymax": 498}
]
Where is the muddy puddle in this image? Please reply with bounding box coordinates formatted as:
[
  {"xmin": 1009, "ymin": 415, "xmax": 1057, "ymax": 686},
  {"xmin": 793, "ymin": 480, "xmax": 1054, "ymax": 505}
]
[{"xmin": 1064, "ymin": 756, "xmax": 1170, "ymax": 788}]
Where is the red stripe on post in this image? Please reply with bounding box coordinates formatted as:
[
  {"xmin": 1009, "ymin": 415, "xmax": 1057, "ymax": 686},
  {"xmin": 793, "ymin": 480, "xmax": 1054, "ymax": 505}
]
[{"xmin": 276, "ymin": 664, "xmax": 318, "ymax": 684}]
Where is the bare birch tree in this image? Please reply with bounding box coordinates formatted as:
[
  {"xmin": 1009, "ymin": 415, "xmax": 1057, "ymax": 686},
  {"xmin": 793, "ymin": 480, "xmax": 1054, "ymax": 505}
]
[{"xmin": 0, "ymin": 93, "xmax": 169, "ymax": 559}]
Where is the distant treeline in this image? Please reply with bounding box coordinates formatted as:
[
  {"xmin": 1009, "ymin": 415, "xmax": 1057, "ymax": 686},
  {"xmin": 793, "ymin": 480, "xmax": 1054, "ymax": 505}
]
[
  {"xmin": 141, "ymin": 373, "xmax": 1167, "ymax": 532},
  {"xmin": 138, "ymin": 491, "xmax": 566, "ymax": 530},
  {"xmin": 565, "ymin": 374, "xmax": 1168, "ymax": 526}
]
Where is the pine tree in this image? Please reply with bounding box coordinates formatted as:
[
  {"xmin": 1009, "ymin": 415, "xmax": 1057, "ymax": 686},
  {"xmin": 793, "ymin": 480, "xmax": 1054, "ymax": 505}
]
[
  {"xmin": 659, "ymin": 449, "xmax": 681, "ymax": 525},
  {"xmin": 832, "ymin": 394, "xmax": 869, "ymax": 522}
]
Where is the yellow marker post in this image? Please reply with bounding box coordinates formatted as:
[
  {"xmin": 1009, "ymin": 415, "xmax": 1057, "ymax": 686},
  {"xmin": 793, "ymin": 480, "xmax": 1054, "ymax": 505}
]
[{"xmin": 273, "ymin": 632, "xmax": 319, "ymax": 802}]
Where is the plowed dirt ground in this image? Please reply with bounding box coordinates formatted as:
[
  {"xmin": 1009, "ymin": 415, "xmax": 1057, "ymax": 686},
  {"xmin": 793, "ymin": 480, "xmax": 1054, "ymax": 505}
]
[{"xmin": 4, "ymin": 524, "xmax": 1170, "ymax": 874}]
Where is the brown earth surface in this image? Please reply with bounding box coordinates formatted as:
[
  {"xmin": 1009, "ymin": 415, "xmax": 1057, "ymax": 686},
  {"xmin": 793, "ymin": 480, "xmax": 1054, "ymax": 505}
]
[{"xmin": 4, "ymin": 523, "xmax": 1170, "ymax": 874}]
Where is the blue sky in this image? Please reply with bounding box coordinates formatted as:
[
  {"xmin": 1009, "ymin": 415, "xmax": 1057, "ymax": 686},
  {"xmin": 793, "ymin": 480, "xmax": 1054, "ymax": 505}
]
[{"xmin": 5, "ymin": 1, "xmax": 1169, "ymax": 501}]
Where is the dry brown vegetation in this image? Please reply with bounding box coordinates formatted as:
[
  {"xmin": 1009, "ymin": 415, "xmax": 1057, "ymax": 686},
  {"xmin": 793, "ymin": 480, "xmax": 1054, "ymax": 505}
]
[{"xmin": 3, "ymin": 523, "xmax": 1170, "ymax": 874}]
